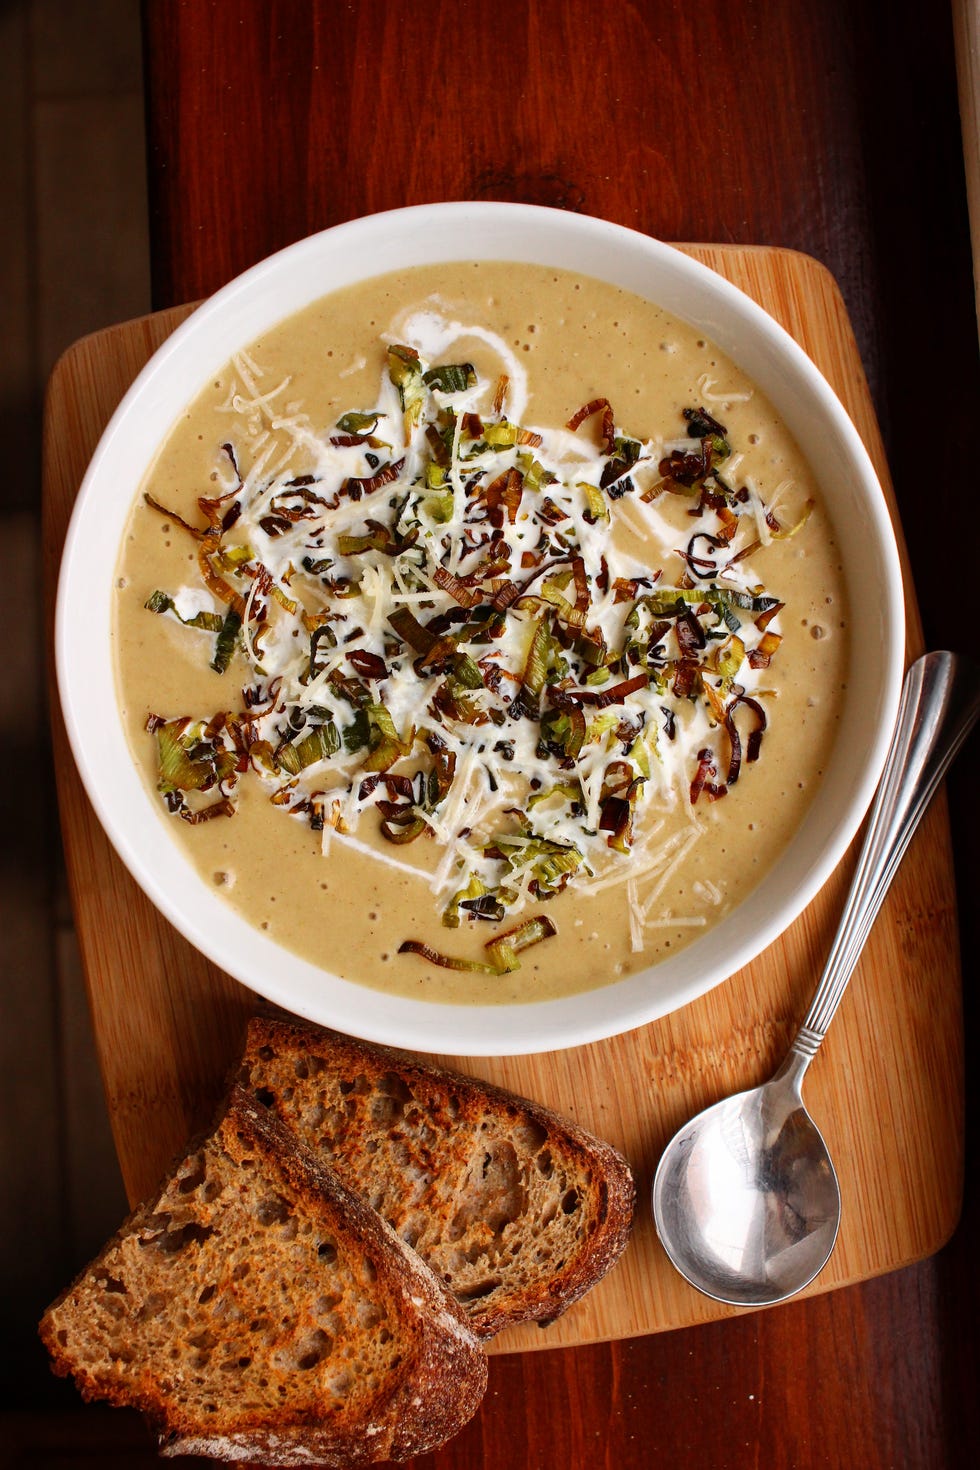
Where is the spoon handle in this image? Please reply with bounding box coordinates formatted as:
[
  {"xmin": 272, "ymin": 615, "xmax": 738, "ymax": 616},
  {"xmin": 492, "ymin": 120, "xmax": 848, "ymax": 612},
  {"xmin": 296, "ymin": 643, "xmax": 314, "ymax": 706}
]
[{"xmin": 787, "ymin": 650, "xmax": 980, "ymax": 1067}]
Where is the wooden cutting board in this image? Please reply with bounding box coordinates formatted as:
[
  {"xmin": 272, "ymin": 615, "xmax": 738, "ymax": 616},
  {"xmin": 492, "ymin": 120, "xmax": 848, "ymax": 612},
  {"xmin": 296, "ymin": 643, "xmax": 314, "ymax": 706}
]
[{"xmin": 41, "ymin": 245, "xmax": 963, "ymax": 1355}]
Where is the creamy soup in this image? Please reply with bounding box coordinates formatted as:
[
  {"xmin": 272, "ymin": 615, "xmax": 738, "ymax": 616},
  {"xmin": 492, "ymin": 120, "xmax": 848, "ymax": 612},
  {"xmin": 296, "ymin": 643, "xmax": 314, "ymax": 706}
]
[{"xmin": 112, "ymin": 262, "xmax": 848, "ymax": 1005}]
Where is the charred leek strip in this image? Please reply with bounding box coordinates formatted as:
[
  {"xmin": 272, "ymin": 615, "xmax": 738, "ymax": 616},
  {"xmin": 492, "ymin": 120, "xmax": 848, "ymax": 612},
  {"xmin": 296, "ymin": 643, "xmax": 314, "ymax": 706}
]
[{"xmin": 398, "ymin": 916, "xmax": 557, "ymax": 974}]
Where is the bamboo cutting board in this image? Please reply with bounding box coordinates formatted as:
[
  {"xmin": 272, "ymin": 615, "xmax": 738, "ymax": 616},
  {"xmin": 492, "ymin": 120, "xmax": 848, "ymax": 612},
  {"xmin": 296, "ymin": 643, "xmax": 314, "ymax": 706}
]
[{"xmin": 42, "ymin": 246, "xmax": 963, "ymax": 1354}]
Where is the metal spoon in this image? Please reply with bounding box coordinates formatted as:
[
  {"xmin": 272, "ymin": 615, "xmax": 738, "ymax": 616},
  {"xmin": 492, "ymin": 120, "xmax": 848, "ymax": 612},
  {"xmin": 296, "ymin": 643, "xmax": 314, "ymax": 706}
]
[{"xmin": 652, "ymin": 650, "xmax": 980, "ymax": 1307}]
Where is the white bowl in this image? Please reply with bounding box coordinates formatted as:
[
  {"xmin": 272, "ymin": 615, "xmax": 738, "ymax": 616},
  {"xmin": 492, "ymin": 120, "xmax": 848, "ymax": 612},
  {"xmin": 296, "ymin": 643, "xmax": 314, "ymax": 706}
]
[{"xmin": 56, "ymin": 202, "xmax": 905, "ymax": 1056}]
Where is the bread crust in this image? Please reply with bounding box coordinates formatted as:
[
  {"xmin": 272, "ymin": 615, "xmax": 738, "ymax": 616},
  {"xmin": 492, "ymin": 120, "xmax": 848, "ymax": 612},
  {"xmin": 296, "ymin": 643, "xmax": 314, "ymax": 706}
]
[
  {"xmin": 241, "ymin": 1016, "xmax": 635, "ymax": 1337},
  {"xmin": 39, "ymin": 1088, "xmax": 486, "ymax": 1466}
]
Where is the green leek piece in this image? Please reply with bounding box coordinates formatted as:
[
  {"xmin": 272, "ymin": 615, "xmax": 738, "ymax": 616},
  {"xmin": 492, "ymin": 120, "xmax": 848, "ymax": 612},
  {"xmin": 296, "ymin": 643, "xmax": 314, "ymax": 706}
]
[
  {"xmin": 342, "ymin": 708, "xmax": 371, "ymax": 753},
  {"xmin": 526, "ymin": 781, "xmax": 582, "ymax": 811},
  {"xmin": 276, "ymin": 721, "xmax": 341, "ymax": 775},
  {"xmin": 769, "ymin": 498, "xmax": 814, "ymax": 539},
  {"xmin": 482, "ymin": 420, "xmax": 518, "ymax": 448},
  {"xmin": 422, "ymin": 362, "xmax": 476, "ymax": 393},
  {"xmin": 210, "ymin": 608, "xmax": 242, "ymax": 673},
  {"xmin": 336, "ymin": 410, "xmax": 382, "ymax": 434},
  {"xmin": 538, "ymin": 705, "xmax": 586, "ymax": 760},
  {"xmin": 387, "ymin": 344, "xmax": 425, "ymax": 434},
  {"xmin": 511, "ymin": 614, "xmax": 552, "ymax": 719},
  {"xmin": 451, "ymin": 653, "xmax": 485, "ymax": 690},
  {"xmin": 494, "ymin": 833, "xmax": 585, "ymax": 896},
  {"xmin": 361, "ymin": 702, "xmax": 411, "ymax": 772},
  {"xmin": 155, "ymin": 718, "xmax": 237, "ymax": 795},
  {"xmin": 578, "ymin": 481, "xmax": 608, "ymax": 522},
  {"xmin": 484, "ymin": 916, "xmax": 558, "ymax": 972},
  {"xmin": 145, "ymin": 590, "xmax": 223, "ymax": 633},
  {"xmin": 517, "ymin": 451, "xmax": 557, "ymax": 493},
  {"xmin": 711, "ymin": 634, "xmax": 746, "ymax": 681},
  {"xmin": 443, "ymin": 873, "xmax": 491, "ymax": 929}
]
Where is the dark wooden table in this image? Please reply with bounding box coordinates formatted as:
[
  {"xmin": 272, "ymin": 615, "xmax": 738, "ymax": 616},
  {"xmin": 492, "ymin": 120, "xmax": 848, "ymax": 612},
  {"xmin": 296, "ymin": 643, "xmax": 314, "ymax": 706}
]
[{"xmin": 136, "ymin": 1, "xmax": 979, "ymax": 1465}]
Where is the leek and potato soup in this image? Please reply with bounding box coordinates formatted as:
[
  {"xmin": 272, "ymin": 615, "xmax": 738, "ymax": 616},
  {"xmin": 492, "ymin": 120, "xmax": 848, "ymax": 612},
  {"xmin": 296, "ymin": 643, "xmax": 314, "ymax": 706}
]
[{"xmin": 112, "ymin": 262, "xmax": 849, "ymax": 1005}]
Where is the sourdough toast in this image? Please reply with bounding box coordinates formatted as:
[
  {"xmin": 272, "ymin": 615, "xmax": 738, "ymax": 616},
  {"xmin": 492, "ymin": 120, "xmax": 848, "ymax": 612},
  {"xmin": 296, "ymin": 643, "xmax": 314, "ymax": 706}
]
[
  {"xmin": 39, "ymin": 1086, "xmax": 487, "ymax": 1466},
  {"xmin": 240, "ymin": 1016, "xmax": 635, "ymax": 1337}
]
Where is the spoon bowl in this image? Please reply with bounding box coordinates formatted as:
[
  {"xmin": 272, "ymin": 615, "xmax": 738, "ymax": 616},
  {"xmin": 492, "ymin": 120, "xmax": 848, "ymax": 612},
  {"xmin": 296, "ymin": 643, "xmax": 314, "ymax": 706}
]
[
  {"xmin": 653, "ymin": 1055, "xmax": 840, "ymax": 1307},
  {"xmin": 653, "ymin": 650, "xmax": 980, "ymax": 1307}
]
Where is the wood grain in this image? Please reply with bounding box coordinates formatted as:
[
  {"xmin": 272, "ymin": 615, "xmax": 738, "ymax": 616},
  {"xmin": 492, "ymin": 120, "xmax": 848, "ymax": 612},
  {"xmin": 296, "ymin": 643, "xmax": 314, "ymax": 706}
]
[{"xmin": 41, "ymin": 245, "xmax": 963, "ymax": 1359}]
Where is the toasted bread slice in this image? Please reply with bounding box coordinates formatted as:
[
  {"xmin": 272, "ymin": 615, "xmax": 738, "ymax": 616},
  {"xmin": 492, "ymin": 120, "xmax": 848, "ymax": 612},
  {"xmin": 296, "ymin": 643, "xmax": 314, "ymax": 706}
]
[
  {"xmin": 39, "ymin": 1086, "xmax": 487, "ymax": 1466},
  {"xmin": 240, "ymin": 1017, "xmax": 635, "ymax": 1338}
]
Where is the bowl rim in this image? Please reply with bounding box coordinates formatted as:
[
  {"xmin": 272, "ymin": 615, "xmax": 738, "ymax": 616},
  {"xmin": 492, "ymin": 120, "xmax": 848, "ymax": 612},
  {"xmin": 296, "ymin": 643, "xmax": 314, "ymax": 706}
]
[{"xmin": 55, "ymin": 201, "xmax": 906, "ymax": 1055}]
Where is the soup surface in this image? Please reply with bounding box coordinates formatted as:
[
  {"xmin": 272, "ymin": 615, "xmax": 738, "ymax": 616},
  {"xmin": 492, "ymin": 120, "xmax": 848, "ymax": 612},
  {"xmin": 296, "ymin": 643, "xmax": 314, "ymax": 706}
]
[{"xmin": 113, "ymin": 261, "xmax": 849, "ymax": 1005}]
